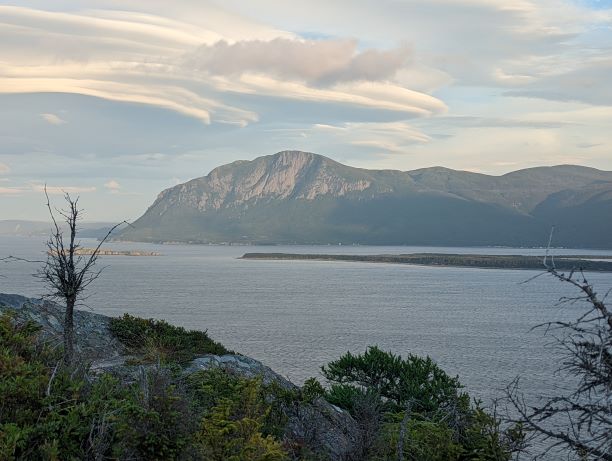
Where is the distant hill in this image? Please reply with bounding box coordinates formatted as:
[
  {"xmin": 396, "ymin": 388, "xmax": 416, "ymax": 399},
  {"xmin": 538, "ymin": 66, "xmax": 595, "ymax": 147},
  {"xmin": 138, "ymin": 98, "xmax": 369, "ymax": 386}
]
[
  {"xmin": 119, "ymin": 151, "xmax": 612, "ymax": 248},
  {"xmin": 0, "ymin": 220, "xmax": 123, "ymax": 239}
]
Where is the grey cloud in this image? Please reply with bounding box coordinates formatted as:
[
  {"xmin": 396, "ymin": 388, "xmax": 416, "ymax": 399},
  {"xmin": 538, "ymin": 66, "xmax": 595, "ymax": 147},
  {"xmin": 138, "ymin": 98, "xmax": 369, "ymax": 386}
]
[
  {"xmin": 424, "ymin": 116, "xmax": 577, "ymax": 129},
  {"xmin": 504, "ymin": 60, "xmax": 612, "ymax": 106},
  {"xmin": 183, "ymin": 38, "xmax": 411, "ymax": 85},
  {"xmin": 577, "ymin": 142, "xmax": 603, "ymax": 149}
]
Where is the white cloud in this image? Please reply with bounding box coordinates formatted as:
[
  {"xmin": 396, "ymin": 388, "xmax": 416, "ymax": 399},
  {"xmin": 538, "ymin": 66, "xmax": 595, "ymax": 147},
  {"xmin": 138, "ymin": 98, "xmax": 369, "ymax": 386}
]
[
  {"xmin": 104, "ymin": 179, "xmax": 121, "ymax": 193},
  {"xmin": 218, "ymin": 75, "xmax": 446, "ymax": 117},
  {"xmin": 184, "ymin": 38, "xmax": 411, "ymax": 84},
  {"xmin": 0, "ymin": 162, "xmax": 9, "ymax": 173},
  {"xmin": 0, "ymin": 4, "xmax": 445, "ymax": 125},
  {"xmin": 40, "ymin": 113, "xmax": 67, "ymax": 125},
  {"xmin": 287, "ymin": 121, "xmax": 432, "ymax": 156},
  {"xmin": 0, "ymin": 186, "xmax": 25, "ymax": 195},
  {"xmin": 31, "ymin": 184, "xmax": 97, "ymax": 194}
]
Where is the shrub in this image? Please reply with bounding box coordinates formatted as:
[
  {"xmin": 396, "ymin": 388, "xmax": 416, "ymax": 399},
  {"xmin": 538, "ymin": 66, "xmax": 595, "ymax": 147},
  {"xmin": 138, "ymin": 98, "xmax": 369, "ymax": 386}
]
[
  {"xmin": 322, "ymin": 345, "xmax": 466, "ymax": 414},
  {"xmin": 373, "ymin": 416, "xmax": 463, "ymax": 461},
  {"xmin": 110, "ymin": 313, "xmax": 230, "ymax": 363},
  {"xmin": 190, "ymin": 371, "xmax": 288, "ymax": 460},
  {"xmin": 114, "ymin": 368, "xmax": 195, "ymax": 460},
  {"xmin": 0, "ymin": 312, "xmax": 50, "ymax": 459},
  {"xmin": 321, "ymin": 346, "xmax": 517, "ymax": 461},
  {"xmin": 0, "ymin": 312, "xmax": 128, "ymax": 460},
  {"xmin": 300, "ymin": 377, "xmax": 325, "ymax": 404}
]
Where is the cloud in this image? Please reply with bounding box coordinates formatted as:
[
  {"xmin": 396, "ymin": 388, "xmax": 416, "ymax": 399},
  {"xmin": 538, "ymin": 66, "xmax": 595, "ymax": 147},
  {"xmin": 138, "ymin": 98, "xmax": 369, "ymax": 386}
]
[
  {"xmin": 31, "ymin": 184, "xmax": 97, "ymax": 195},
  {"xmin": 215, "ymin": 0, "xmax": 612, "ymax": 89},
  {"xmin": 307, "ymin": 121, "xmax": 431, "ymax": 154},
  {"xmin": 0, "ymin": 162, "xmax": 9, "ymax": 174},
  {"xmin": 184, "ymin": 38, "xmax": 411, "ymax": 85},
  {"xmin": 426, "ymin": 115, "xmax": 576, "ymax": 129},
  {"xmin": 0, "ymin": 186, "xmax": 25, "ymax": 195},
  {"xmin": 0, "ymin": 4, "xmax": 442, "ymax": 125},
  {"xmin": 219, "ymin": 75, "xmax": 446, "ymax": 116},
  {"xmin": 504, "ymin": 60, "xmax": 612, "ymax": 106},
  {"xmin": 40, "ymin": 113, "xmax": 67, "ymax": 125},
  {"xmin": 104, "ymin": 179, "xmax": 121, "ymax": 193}
]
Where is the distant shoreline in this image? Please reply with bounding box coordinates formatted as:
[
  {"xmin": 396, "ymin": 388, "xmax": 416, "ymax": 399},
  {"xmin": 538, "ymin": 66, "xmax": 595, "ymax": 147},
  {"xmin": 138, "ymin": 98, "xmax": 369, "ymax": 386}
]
[
  {"xmin": 241, "ymin": 253, "xmax": 612, "ymax": 272},
  {"xmin": 5, "ymin": 235, "xmax": 612, "ymax": 251},
  {"xmin": 48, "ymin": 248, "xmax": 161, "ymax": 257}
]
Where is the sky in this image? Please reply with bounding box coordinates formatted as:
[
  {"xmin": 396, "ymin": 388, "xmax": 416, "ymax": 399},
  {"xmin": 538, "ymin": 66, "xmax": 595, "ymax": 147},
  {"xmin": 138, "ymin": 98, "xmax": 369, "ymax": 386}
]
[{"xmin": 1, "ymin": 0, "xmax": 611, "ymax": 221}]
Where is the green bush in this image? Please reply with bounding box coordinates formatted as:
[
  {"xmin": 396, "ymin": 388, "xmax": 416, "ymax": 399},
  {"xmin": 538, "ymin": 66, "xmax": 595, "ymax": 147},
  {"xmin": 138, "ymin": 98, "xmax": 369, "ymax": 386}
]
[
  {"xmin": 321, "ymin": 347, "xmax": 518, "ymax": 461},
  {"xmin": 195, "ymin": 378, "xmax": 288, "ymax": 460},
  {"xmin": 372, "ymin": 415, "xmax": 463, "ymax": 461},
  {"xmin": 300, "ymin": 377, "xmax": 325, "ymax": 404},
  {"xmin": 322, "ymin": 345, "xmax": 466, "ymax": 414},
  {"xmin": 114, "ymin": 369, "xmax": 195, "ymax": 460},
  {"xmin": 110, "ymin": 313, "xmax": 230, "ymax": 363},
  {"xmin": 187, "ymin": 370, "xmax": 288, "ymax": 460},
  {"xmin": 0, "ymin": 312, "xmax": 129, "ymax": 460}
]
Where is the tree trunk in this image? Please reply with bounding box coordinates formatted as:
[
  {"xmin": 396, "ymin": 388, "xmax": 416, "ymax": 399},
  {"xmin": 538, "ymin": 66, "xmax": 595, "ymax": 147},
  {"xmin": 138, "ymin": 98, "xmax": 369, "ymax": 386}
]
[
  {"xmin": 63, "ymin": 296, "xmax": 75, "ymax": 365},
  {"xmin": 397, "ymin": 402, "xmax": 411, "ymax": 461}
]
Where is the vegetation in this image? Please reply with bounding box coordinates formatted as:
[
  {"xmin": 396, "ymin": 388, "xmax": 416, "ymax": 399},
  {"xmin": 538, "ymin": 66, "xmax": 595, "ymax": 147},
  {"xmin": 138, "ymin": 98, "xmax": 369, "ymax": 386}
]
[
  {"xmin": 110, "ymin": 313, "xmax": 230, "ymax": 363},
  {"xmin": 321, "ymin": 346, "xmax": 522, "ymax": 460},
  {"xmin": 1, "ymin": 307, "xmax": 519, "ymax": 461},
  {"xmin": 323, "ymin": 346, "xmax": 466, "ymax": 414},
  {"xmin": 242, "ymin": 253, "xmax": 612, "ymax": 272},
  {"xmin": 0, "ymin": 312, "xmax": 286, "ymax": 460},
  {"xmin": 191, "ymin": 371, "xmax": 288, "ymax": 461}
]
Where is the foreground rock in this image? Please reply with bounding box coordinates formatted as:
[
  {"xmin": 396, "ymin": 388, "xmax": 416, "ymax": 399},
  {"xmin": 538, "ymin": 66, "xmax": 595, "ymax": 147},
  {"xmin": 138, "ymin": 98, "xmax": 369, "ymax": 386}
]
[
  {"xmin": 0, "ymin": 293, "xmax": 359, "ymax": 460},
  {"xmin": 0, "ymin": 293, "xmax": 125, "ymax": 359}
]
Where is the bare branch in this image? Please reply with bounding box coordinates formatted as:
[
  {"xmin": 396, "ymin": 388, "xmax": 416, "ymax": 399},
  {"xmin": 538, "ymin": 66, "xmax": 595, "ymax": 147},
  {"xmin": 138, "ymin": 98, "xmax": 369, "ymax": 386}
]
[
  {"xmin": 507, "ymin": 258, "xmax": 612, "ymax": 460},
  {"xmin": 7, "ymin": 188, "xmax": 130, "ymax": 366}
]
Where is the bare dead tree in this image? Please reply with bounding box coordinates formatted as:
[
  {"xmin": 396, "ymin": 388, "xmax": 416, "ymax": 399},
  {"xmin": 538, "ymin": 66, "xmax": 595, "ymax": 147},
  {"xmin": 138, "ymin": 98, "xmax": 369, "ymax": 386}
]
[
  {"xmin": 506, "ymin": 254, "xmax": 612, "ymax": 460},
  {"xmin": 37, "ymin": 187, "xmax": 127, "ymax": 365}
]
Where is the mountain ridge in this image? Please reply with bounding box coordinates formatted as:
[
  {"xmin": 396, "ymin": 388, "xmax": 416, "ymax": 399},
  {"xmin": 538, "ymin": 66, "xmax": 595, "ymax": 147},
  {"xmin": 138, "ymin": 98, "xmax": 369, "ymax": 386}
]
[{"xmin": 119, "ymin": 151, "xmax": 612, "ymax": 248}]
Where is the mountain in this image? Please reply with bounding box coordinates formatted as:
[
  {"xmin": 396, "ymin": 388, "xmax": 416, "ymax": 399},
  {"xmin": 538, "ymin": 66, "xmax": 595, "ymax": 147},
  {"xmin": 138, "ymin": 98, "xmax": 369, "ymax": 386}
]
[
  {"xmin": 0, "ymin": 220, "xmax": 121, "ymax": 238},
  {"xmin": 119, "ymin": 151, "xmax": 612, "ymax": 248}
]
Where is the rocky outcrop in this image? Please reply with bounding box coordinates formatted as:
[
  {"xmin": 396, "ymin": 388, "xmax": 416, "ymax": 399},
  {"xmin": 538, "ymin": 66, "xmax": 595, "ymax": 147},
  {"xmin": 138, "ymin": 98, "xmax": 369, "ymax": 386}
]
[
  {"xmin": 187, "ymin": 355, "xmax": 359, "ymax": 459},
  {"xmin": 151, "ymin": 151, "xmax": 371, "ymax": 214},
  {"xmin": 0, "ymin": 293, "xmax": 125, "ymax": 360},
  {"xmin": 186, "ymin": 354, "xmax": 295, "ymax": 389},
  {"xmin": 0, "ymin": 293, "xmax": 360, "ymax": 461}
]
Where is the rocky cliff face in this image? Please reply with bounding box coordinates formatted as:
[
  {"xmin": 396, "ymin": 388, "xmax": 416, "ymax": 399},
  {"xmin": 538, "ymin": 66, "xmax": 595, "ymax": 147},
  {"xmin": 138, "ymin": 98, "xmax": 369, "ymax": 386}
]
[
  {"xmin": 151, "ymin": 151, "xmax": 372, "ymax": 215},
  {"xmin": 119, "ymin": 150, "xmax": 612, "ymax": 247}
]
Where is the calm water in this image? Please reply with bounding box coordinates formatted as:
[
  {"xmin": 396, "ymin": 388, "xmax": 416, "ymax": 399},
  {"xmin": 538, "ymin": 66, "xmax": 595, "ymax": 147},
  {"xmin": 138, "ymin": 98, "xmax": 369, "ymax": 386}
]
[{"xmin": 2, "ymin": 236, "xmax": 611, "ymax": 407}]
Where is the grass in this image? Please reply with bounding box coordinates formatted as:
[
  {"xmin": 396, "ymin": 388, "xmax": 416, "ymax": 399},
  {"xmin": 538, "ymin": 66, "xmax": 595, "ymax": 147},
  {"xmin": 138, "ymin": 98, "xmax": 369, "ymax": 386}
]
[{"xmin": 109, "ymin": 313, "xmax": 231, "ymax": 364}]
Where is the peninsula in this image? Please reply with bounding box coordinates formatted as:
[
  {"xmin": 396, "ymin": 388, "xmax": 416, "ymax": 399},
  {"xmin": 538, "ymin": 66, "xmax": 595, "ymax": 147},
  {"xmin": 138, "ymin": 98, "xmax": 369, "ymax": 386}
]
[
  {"xmin": 241, "ymin": 253, "xmax": 612, "ymax": 272},
  {"xmin": 48, "ymin": 248, "xmax": 161, "ymax": 257}
]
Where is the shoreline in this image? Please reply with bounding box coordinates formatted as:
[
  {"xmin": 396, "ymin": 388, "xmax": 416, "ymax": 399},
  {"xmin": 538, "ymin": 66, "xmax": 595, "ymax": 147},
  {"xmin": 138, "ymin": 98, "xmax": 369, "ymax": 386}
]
[{"xmin": 240, "ymin": 253, "xmax": 612, "ymax": 272}]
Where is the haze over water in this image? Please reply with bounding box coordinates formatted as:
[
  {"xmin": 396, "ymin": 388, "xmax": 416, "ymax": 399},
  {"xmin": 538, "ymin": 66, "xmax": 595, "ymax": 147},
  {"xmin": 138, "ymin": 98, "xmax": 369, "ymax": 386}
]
[{"xmin": 2, "ymin": 235, "xmax": 611, "ymax": 406}]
